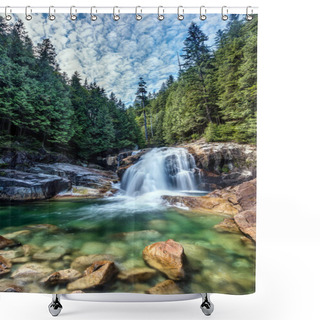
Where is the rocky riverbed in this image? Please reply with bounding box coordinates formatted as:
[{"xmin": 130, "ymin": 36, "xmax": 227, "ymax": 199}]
[{"xmin": 0, "ymin": 141, "xmax": 256, "ymax": 294}]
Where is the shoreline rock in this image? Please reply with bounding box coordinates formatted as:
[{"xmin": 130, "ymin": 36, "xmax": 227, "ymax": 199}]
[{"xmin": 162, "ymin": 195, "xmax": 239, "ymax": 216}]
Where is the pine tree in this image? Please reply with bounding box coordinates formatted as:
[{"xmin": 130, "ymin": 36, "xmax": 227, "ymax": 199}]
[{"xmin": 136, "ymin": 77, "xmax": 148, "ymax": 142}]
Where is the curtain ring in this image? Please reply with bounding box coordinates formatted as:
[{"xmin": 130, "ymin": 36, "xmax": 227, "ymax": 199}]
[
  {"xmin": 91, "ymin": 6, "xmax": 97, "ymax": 21},
  {"xmin": 135, "ymin": 6, "xmax": 142, "ymax": 21},
  {"xmin": 25, "ymin": 6, "xmax": 32, "ymax": 21},
  {"xmin": 221, "ymin": 6, "xmax": 228, "ymax": 21},
  {"xmin": 158, "ymin": 6, "xmax": 164, "ymax": 21},
  {"xmin": 246, "ymin": 6, "xmax": 253, "ymax": 21},
  {"xmin": 113, "ymin": 6, "xmax": 120, "ymax": 21},
  {"xmin": 5, "ymin": 6, "xmax": 12, "ymax": 21},
  {"xmin": 200, "ymin": 6, "xmax": 207, "ymax": 21},
  {"xmin": 70, "ymin": 6, "xmax": 77, "ymax": 21},
  {"xmin": 177, "ymin": 6, "xmax": 184, "ymax": 21},
  {"xmin": 49, "ymin": 6, "xmax": 56, "ymax": 21}
]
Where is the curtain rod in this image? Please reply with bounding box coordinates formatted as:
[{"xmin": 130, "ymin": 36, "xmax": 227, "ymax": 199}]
[{"xmin": 0, "ymin": 6, "xmax": 258, "ymax": 15}]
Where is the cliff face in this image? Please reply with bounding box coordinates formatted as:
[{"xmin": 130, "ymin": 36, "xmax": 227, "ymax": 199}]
[{"xmin": 180, "ymin": 139, "xmax": 256, "ymax": 189}]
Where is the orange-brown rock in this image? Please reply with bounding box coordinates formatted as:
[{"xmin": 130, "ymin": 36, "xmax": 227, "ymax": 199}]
[
  {"xmin": 67, "ymin": 260, "xmax": 118, "ymax": 291},
  {"xmin": 0, "ymin": 255, "xmax": 12, "ymax": 276},
  {"xmin": 40, "ymin": 269, "xmax": 82, "ymax": 286},
  {"xmin": 234, "ymin": 209, "xmax": 256, "ymax": 242},
  {"xmin": 0, "ymin": 235, "xmax": 17, "ymax": 249},
  {"xmin": 142, "ymin": 239, "xmax": 185, "ymax": 280},
  {"xmin": 146, "ymin": 280, "xmax": 183, "ymax": 294},
  {"xmin": 214, "ymin": 218, "xmax": 241, "ymax": 234},
  {"xmin": 162, "ymin": 195, "xmax": 239, "ymax": 216}
]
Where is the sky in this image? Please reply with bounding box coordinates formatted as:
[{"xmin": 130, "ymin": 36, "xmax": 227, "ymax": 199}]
[{"xmin": 15, "ymin": 13, "xmax": 230, "ymax": 105}]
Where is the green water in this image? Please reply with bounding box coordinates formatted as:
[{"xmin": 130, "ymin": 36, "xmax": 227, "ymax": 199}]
[{"xmin": 0, "ymin": 198, "xmax": 255, "ymax": 294}]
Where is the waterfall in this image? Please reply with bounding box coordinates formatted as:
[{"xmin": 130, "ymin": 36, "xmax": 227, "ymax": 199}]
[{"xmin": 121, "ymin": 148, "xmax": 199, "ymax": 196}]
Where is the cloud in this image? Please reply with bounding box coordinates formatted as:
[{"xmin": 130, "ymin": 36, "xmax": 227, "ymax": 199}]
[{"xmin": 12, "ymin": 13, "xmax": 237, "ymax": 105}]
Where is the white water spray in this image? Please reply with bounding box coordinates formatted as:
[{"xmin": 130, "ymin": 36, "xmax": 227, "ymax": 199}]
[{"xmin": 121, "ymin": 148, "xmax": 199, "ymax": 197}]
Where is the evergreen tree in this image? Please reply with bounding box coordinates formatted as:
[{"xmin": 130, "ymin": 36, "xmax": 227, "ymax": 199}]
[{"xmin": 136, "ymin": 77, "xmax": 148, "ymax": 142}]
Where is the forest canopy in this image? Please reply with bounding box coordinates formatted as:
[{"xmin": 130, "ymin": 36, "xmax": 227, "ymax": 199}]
[{"xmin": 0, "ymin": 15, "xmax": 257, "ymax": 160}]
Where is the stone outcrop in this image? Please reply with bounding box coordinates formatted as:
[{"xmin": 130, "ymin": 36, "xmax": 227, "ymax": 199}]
[
  {"xmin": 146, "ymin": 280, "xmax": 183, "ymax": 294},
  {"xmin": 214, "ymin": 218, "xmax": 241, "ymax": 234},
  {"xmin": 180, "ymin": 139, "xmax": 256, "ymax": 188},
  {"xmin": 67, "ymin": 260, "xmax": 118, "ymax": 291},
  {"xmin": 213, "ymin": 179, "xmax": 256, "ymax": 242},
  {"xmin": 142, "ymin": 239, "xmax": 185, "ymax": 280},
  {"xmin": 234, "ymin": 210, "xmax": 256, "ymax": 242},
  {"xmin": 0, "ymin": 162, "xmax": 119, "ymax": 202},
  {"xmin": 162, "ymin": 195, "xmax": 239, "ymax": 216},
  {"xmin": 0, "ymin": 170, "xmax": 70, "ymax": 202}
]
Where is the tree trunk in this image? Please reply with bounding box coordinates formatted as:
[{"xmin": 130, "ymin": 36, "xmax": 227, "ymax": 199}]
[
  {"xmin": 198, "ymin": 67, "xmax": 212, "ymax": 123},
  {"xmin": 142, "ymin": 100, "xmax": 148, "ymax": 142}
]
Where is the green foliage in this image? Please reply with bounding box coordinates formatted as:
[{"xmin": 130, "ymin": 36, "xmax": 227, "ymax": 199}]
[
  {"xmin": 0, "ymin": 18, "xmax": 144, "ymax": 160},
  {"xmin": 130, "ymin": 16, "xmax": 257, "ymax": 145}
]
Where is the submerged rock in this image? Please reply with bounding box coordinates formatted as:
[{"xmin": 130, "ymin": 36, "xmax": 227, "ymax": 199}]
[
  {"xmin": 67, "ymin": 260, "xmax": 118, "ymax": 291},
  {"xmin": 0, "ymin": 279, "xmax": 23, "ymax": 292},
  {"xmin": 118, "ymin": 267, "xmax": 157, "ymax": 283},
  {"xmin": 116, "ymin": 230, "xmax": 161, "ymax": 241},
  {"xmin": 0, "ymin": 235, "xmax": 18, "ymax": 249},
  {"xmin": 33, "ymin": 246, "xmax": 67, "ymax": 261},
  {"xmin": 41, "ymin": 269, "xmax": 82, "ymax": 286},
  {"xmin": 11, "ymin": 263, "xmax": 53, "ymax": 282},
  {"xmin": 1, "ymin": 230, "xmax": 31, "ymax": 241},
  {"xmin": 0, "ymin": 248, "xmax": 24, "ymax": 260},
  {"xmin": 0, "ymin": 169, "xmax": 70, "ymax": 201},
  {"xmin": 0, "ymin": 255, "xmax": 12, "ymax": 276},
  {"xmin": 143, "ymin": 239, "xmax": 185, "ymax": 280},
  {"xmin": 26, "ymin": 224, "xmax": 59, "ymax": 232},
  {"xmin": 146, "ymin": 280, "xmax": 183, "ymax": 294},
  {"xmin": 71, "ymin": 254, "xmax": 115, "ymax": 272}
]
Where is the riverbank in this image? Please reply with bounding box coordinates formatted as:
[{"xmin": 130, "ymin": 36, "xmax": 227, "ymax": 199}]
[{"xmin": 0, "ymin": 140, "xmax": 256, "ymax": 202}]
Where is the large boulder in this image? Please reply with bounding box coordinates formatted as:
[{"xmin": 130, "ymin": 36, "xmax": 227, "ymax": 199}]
[
  {"xmin": 0, "ymin": 169, "xmax": 70, "ymax": 201},
  {"xmin": 142, "ymin": 239, "xmax": 185, "ymax": 280},
  {"xmin": 67, "ymin": 260, "xmax": 118, "ymax": 291}
]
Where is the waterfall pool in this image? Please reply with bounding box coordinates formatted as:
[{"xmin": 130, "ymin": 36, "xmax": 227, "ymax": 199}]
[{"xmin": 0, "ymin": 194, "xmax": 255, "ymax": 295}]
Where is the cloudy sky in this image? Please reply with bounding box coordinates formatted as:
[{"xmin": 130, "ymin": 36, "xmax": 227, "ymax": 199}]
[{"xmin": 16, "ymin": 13, "xmax": 231, "ymax": 105}]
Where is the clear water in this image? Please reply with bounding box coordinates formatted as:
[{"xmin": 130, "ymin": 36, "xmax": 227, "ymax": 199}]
[{"xmin": 0, "ymin": 194, "xmax": 255, "ymax": 295}]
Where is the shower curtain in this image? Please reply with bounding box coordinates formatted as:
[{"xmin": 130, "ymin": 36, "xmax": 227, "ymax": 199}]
[{"xmin": 0, "ymin": 11, "xmax": 257, "ymax": 295}]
